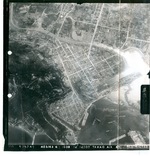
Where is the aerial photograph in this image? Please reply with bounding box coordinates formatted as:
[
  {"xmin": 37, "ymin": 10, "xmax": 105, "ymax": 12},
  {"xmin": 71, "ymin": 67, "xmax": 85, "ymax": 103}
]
[{"xmin": 7, "ymin": 3, "xmax": 150, "ymax": 149}]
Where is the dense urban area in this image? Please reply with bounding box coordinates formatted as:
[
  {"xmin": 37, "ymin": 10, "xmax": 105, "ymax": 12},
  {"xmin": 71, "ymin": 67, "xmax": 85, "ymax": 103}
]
[{"xmin": 8, "ymin": 3, "xmax": 150, "ymax": 148}]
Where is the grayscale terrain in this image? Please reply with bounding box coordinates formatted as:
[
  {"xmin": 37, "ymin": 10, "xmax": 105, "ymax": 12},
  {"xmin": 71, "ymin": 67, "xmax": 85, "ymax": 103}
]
[{"xmin": 8, "ymin": 3, "xmax": 150, "ymax": 149}]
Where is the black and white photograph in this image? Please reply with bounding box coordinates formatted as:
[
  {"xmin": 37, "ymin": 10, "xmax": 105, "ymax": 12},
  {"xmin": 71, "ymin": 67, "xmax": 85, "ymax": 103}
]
[{"xmin": 4, "ymin": 1, "xmax": 150, "ymax": 151}]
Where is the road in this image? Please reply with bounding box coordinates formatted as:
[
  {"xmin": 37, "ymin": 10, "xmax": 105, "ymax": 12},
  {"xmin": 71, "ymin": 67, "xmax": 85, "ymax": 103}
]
[
  {"xmin": 88, "ymin": 4, "xmax": 104, "ymax": 58},
  {"xmin": 10, "ymin": 3, "xmax": 123, "ymax": 57}
]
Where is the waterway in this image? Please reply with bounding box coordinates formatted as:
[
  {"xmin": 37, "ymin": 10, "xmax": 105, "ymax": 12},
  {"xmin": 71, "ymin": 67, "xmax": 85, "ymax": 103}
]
[{"xmin": 78, "ymin": 98, "xmax": 149, "ymax": 145}]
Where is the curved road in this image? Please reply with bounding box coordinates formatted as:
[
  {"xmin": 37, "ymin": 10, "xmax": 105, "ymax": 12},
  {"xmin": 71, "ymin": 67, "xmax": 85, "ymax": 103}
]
[{"xmin": 10, "ymin": 3, "xmax": 123, "ymax": 57}]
